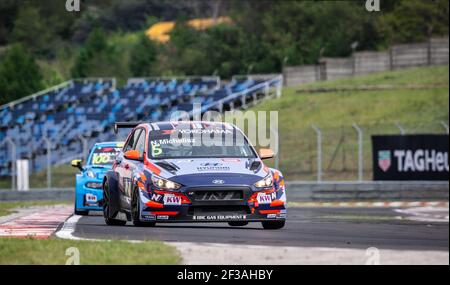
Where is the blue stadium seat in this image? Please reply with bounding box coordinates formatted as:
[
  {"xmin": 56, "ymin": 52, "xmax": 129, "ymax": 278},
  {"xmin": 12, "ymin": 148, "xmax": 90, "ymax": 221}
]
[{"xmin": 0, "ymin": 76, "xmax": 279, "ymax": 175}]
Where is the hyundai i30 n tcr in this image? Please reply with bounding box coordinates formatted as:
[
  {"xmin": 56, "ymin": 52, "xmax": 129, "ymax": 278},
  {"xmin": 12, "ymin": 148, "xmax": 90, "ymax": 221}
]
[{"xmin": 102, "ymin": 121, "xmax": 286, "ymax": 229}]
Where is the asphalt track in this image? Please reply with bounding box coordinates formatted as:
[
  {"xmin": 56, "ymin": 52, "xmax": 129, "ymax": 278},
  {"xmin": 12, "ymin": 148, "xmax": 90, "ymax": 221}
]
[{"xmin": 72, "ymin": 207, "xmax": 448, "ymax": 251}]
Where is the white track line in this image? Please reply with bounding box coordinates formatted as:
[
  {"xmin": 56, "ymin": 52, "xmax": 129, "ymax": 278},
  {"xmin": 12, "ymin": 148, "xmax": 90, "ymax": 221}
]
[
  {"xmin": 55, "ymin": 214, "xmax": 83, "ymax": 240},
  {"xmin": 55, "ymin": 214, "xmax": 142, "ymax": 243}
]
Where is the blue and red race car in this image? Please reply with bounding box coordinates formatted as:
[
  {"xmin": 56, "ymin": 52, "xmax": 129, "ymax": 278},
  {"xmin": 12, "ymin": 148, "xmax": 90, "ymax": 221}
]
[
  {"xmin": 71, "ymin": 142, "xmax": 123, "ymax": 215},
  {"xmin": 102, "ymin": 121, "xmax": 286, "ymax": 229}
]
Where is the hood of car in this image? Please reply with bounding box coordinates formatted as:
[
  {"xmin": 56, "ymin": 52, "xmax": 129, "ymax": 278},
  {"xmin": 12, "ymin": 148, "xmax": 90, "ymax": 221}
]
[
  {"xmin": 84, "ymin": 165, "xmax": 112, "ymax": 179},
  {"xmin": 151, "ymin": 157, "xmax": 269, "ymax": 180}
]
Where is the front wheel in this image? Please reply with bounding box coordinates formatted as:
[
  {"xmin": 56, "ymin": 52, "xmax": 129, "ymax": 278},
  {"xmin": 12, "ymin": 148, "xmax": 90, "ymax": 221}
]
[
  {"xmin": 131, "ymin": 186, "xmax": 155, "ymax": 227},
  {"xmin": 261, "ymin": 220, "xmax": 285, "ymax": 230},
  {"xmin": 103, "ymin": 180, "xmax": 126, "ymax": 226}
]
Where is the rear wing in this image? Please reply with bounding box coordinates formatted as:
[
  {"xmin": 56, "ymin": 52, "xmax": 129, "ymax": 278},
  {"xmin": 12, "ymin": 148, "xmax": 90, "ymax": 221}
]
[{"xmin": 114, "ymin": 122, "xmax": 142, "ymax": 134}]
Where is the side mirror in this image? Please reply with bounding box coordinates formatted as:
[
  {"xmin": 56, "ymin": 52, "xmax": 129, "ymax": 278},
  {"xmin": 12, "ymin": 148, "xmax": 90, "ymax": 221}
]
[
  {"xmin": 71, "ymin": 159, "xmax": 84, "ymax": 171},
  {"xmin": 259, "ymin": 148, "xmax": 274, "ymax": 160},
  {"xmin": 124, "ymin": 150, "xmax": 143, "ymax": 161}
]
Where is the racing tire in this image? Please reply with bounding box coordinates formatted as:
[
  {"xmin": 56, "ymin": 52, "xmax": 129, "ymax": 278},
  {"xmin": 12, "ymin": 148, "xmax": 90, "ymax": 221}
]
[
  {"xmin": 131, "ymin": 186, "xmax": 155, "ymax": 227},
  {"xmin": 228, "ymin": 221, "xmax": 248, "ymax": 227},
  {"xmin": 261, "ymin": 220, "xmax": 285, "ymax": 230},
  {"xmin": 103, "ymin": 180, "xmax": 127, "ymax": 226}
]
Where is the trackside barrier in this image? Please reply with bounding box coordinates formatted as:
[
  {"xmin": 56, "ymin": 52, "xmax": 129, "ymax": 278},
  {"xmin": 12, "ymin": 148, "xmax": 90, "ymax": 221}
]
[
  {"xmin": 0, "ymin": 181, "xmax": 448, "ymax": 202},
  {"xmin": 286, "ymin": 181, "xmax": 449, "ymax": 202}
]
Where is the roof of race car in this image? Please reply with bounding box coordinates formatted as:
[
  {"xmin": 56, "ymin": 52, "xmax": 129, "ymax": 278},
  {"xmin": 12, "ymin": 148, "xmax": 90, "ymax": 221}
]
[
  {"xmin": 140, "ymin": 121, "xmax": 236, "ymax": 131},
  {"xmin": 93, "ymin": 141, "xmax": 124, "ymax": 147}
]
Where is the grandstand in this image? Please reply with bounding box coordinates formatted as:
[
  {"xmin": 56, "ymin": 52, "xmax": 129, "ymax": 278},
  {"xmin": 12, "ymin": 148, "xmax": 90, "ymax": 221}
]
[{"xmin": 0, "ymin": 75, "xmax": 282, "ymax": 177}]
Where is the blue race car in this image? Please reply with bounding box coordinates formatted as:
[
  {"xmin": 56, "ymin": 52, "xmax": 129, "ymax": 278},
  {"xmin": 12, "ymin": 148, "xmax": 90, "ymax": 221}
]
[{"xmin": 71, "ymin": 142, "xmax": 123, "ymax": 215}]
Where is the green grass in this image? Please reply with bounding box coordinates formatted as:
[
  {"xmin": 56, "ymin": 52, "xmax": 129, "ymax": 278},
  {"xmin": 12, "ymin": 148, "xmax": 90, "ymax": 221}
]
[
  {"xmin": 251, "ymin": 65, "xmax": 449, "ymax": 180},
  {"xmin": 0, "ymin": 164, "xmax": 77, "ymax": 189},
  {"xmin": 0, "ymin": 238, "xmax": 180, "ymax": 265},
  {"xmin": 0, "ymin": 201, "xmax": 70, "ymax": 217}
]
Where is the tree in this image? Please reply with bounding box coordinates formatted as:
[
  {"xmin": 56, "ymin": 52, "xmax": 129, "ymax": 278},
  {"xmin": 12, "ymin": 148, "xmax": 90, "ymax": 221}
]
[
  {"xmin": 129, "ymin": 33, "xmax": 158, "ymax": 76},
  {"xmin": 259, "ymin": 1, "xmax": 381, "ymax": 68},
  {"xmin": 11, "ymin": 4, "xmax": 52, "ymax": 56},
  {"xmin": 71, "ymin": 27, "xmax": 129, "ymax": 79},
  {"xmin": 378, "ymin": 0, "xmax": 449, "ymax": 44},
  {"xmin": 0, "ymin": 44, "xmax": 44, "ymax": 105}
]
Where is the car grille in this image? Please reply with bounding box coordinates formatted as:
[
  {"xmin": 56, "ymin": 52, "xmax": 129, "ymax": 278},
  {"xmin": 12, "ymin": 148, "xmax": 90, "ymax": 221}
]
[
  {"xmin": 193, "ymin": 190, "xmax": 243, "ymax": 201},
  {"xmin": 186, "ymin": 187, "xmax": 252, "ymax": 206}
]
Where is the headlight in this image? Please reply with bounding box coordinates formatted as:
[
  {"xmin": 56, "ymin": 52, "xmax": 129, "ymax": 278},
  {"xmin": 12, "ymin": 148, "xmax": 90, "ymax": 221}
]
[
  {"xmin": 86, "ymin": 171, "xmax": 96, "ymax": 178},
  {"xmin": 151, "ymin": 174, "xmax": 181, "ymax": 190},
  {"xmin": 254, "ymin": 174, "xmax": 273, "ymax": 188}
]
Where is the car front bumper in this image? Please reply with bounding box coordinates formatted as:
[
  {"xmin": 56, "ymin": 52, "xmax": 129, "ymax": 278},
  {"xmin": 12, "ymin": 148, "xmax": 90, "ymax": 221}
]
[
  {"xmin": 75, "ymin": 180, "xmax": 104, "ymax": 211},
  {"xmin": 138, "ymin": 185, "xmax": 286, "ymax": 223}
]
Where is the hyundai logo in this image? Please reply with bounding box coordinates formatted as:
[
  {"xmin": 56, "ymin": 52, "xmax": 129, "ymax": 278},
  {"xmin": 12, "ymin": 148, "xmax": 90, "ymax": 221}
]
[{"xmin": 212, "ymin": 179, "xmax": 225, "ymax": 184}]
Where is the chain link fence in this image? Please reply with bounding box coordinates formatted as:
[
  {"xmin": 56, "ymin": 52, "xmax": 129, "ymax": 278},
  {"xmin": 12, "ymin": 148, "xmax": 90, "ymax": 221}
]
[{"xmin": 269, "ymin": 121, "xmax": 449, "ymax": 181}]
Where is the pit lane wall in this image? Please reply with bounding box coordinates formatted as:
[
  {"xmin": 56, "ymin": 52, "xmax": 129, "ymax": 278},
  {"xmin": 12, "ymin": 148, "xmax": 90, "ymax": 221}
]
[{"xmin": 0, "ymin": 181, "xmax": 448, "ymax": 202}]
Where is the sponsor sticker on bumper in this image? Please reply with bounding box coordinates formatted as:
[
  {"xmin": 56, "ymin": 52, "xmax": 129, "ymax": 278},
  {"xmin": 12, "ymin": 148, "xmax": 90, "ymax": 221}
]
[
  {"xmin": 257, "ymin": 194, "xmax": 272, "ymax": 204},
  {"xmin": 163, "ymin": 195, "xmax": 182, "ymax": 205},
  {"xmin": 85, "ymin": 193, "xmax": 98, "ymax": 206},
  {"xmin": 193, "ymin": 215, "xmax": 247, "ymax": 221},
  {"xmin": 141, "ymin": 211, "xmax": 156, "ymax": 220}
]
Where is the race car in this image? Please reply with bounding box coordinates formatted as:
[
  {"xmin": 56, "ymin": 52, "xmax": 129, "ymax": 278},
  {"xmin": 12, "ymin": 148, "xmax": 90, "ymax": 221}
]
[
  {"xmin": 102, "ymin": 121, "xmax": 286, "ymax": 229},
  {"xmin": 71, "ymin": 141, "xmax": 123, "ymax": 215}
]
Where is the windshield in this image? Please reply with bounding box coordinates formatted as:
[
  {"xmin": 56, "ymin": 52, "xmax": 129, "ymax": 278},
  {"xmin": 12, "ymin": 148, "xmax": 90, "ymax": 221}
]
[
  {"xmin": 148, "ymin": 128, "xmax": 256, "ymax": 159},
  {"xmin": 88, "ymin": 146, "xmax": 122, "ymax": 166}
]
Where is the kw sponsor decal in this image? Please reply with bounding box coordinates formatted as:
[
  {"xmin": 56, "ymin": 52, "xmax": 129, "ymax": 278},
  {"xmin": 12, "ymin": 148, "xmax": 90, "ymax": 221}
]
[
  {"xmin": 164, "ymin": 195, "xmax": 182, "ymax": 205},
  {"xmin": 257, "ymin": 194, "xmax": 272, "ymax": 204},
  {"xmin": 85, "ymin": 193, "xmax": 97, "ymax": 203},
  {"xmin": 85, "ymin": 193, "xmax": 99, "ymax": 206}
]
